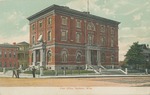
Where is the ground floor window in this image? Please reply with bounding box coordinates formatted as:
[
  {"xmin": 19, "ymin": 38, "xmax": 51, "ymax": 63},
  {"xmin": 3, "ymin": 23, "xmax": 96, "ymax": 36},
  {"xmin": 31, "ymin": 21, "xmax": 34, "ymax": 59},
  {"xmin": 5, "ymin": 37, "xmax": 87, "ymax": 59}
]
[{"xmin": 76, "ymin": 51, "xmax": 82, "ymax": 63}]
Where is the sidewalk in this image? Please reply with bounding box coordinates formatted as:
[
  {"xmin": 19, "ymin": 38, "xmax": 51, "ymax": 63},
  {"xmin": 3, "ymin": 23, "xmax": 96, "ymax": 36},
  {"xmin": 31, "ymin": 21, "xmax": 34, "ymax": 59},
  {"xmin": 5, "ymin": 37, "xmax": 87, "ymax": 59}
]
[{"xmin": 0, "ymin": 72, "xmax": 150, "ymax": 78}]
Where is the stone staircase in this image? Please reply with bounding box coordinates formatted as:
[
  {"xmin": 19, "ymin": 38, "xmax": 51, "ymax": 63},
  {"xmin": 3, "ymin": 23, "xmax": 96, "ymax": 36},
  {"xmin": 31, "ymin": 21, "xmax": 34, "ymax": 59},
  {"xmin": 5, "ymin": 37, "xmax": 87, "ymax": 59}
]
[
  {"xmin": 101, "ymin": 69, "xmax": 126, "ymax": 75},
  {"xmin": 86, "ymin": 64, "xmax": 126, "ymax": 75}
]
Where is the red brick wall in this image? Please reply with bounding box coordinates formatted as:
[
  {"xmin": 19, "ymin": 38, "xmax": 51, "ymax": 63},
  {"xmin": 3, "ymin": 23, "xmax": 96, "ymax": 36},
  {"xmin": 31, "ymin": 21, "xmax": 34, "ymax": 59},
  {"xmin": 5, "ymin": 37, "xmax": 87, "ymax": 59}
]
[{"xmin": 0, "ymin": 47, "xmax": 18, "ymax": 68}]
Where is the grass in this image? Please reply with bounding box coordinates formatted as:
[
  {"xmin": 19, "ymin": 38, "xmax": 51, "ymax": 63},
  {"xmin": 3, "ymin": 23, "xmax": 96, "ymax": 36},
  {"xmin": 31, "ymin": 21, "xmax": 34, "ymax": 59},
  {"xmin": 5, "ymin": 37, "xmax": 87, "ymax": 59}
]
[{"xmin": 24, "ymin": 69, "xmax": 95, "ymax": 76}]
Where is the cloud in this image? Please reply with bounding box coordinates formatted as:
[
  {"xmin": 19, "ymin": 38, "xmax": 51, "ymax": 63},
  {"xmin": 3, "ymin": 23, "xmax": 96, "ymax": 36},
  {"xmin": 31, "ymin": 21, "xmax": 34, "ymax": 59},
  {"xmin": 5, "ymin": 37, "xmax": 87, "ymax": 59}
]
[
  {"xmin": 21, "ymin": 24, "xmax": 29, "ymax": 32},
  {"xmin": 119, "ymin": 26, "xmax": 150, "ymax": 61},
  {"xmin": 133, "ymin": 13, "xmax": 143, "ymax": 21}
]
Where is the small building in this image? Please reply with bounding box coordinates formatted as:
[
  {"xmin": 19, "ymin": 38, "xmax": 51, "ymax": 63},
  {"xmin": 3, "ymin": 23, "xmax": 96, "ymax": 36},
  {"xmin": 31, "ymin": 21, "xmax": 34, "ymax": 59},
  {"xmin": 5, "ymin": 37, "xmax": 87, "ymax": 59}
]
[
  {"xmin": 0, "ymin": 43, "xmax": 18, "ymax": 68},
  {"xmin": 16, "ymin": 41, "xmax": 29, "ymax": 69},
  {"xmin": 140, "ymin": 44, "xmax": 150, "ymax": 68},
  {"xmin": 27, "ymin": 4, "xmax": 120, "ymax": 70}
]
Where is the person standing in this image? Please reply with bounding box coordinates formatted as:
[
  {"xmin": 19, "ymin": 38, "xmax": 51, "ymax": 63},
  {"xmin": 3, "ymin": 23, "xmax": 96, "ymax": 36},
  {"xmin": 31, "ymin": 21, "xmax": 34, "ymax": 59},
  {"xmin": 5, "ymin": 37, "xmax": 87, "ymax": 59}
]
[
  {"xmin": 32, "ymin": 66, "xmax": 36, "ymax": 78},
  {"xmin": 12, "ymin": 68, "xmax": 17, "ymax": 78},
  {"xmin": 16, "ymin": 68, "xmax": 20, "ymax": 78}
]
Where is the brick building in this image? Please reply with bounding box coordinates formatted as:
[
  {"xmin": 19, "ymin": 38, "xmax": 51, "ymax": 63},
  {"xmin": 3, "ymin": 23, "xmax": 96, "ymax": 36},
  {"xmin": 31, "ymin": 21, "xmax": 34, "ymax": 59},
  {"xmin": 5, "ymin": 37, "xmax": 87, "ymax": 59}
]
[
  {"xmin": 0, "ymin": 43, "xmax": 18, "ymax": 68},
  {"xmin": 27, "ymin": 5, "xmax": 120, "ymax": 70}
]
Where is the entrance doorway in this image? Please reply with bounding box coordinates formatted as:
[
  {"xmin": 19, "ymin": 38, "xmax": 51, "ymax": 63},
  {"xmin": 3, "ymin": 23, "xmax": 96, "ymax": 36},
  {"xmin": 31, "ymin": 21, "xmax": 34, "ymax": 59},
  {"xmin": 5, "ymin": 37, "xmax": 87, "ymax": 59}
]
[{"xmin": 91, "ymin": 50, "xmax": 97, "ymax": 65}]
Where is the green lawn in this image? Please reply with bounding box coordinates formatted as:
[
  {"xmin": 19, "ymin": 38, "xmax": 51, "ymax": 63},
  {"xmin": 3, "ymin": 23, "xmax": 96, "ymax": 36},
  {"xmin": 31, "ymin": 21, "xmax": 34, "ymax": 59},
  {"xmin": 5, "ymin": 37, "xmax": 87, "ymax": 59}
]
[{"xmin": 24, "ymin": 69, "xmax": 95, "ymax": 76}]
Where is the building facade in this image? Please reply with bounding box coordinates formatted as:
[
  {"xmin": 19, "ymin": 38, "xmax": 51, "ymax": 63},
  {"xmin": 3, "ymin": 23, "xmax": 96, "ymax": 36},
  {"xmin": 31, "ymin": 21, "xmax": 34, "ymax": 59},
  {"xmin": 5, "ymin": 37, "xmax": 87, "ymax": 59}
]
[
  {"xmin": 17, "ymin": 41, "xmax": 29, "ymax": 69},
  {"xmin": 27, "ymin": 5, "xmax": 120, "ymax": 70},
  {"xmin": 0, "ymin": 43, "xmax": 18, "ymax": 68}
]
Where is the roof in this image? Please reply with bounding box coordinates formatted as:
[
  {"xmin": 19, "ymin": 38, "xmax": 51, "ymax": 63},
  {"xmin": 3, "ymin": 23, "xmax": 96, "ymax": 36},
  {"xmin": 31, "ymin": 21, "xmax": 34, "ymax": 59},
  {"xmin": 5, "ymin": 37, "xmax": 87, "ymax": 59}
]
[
  {"xmin": 17, "ymin": 41, "xmax": 29, "ymax": 45},
  {"xmin": 0, "ymin": 43, "xmax": 18, "ymax": 48},
  {"xmin": 27, "ymin": 4, "xmax": 120, "ymax": 25}
]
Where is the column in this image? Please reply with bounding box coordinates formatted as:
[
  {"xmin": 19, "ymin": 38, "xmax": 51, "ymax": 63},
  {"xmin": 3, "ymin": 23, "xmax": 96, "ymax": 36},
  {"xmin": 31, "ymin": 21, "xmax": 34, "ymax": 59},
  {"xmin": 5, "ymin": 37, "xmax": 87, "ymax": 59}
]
[
  {"xmin": 40, "ymin": 49, "xmax": 44, "ymax": 66},
  {"xmin": 32, "ymin": 50, "xmax": 36, "ymax": 66},
  {"xmin": 86, "ymin": 50, "xmax": 91, "ymax": 65},
  {"xmin": 97, "ymin": 50, "xmax": 101, "ymax": 66}
]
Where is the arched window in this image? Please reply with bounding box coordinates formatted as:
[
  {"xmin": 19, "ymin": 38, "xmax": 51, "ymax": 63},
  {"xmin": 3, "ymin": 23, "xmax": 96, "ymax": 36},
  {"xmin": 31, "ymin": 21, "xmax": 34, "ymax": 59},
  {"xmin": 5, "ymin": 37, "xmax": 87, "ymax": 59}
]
[
  {"xmin": 61, "ymin": 50, "xmax": 68, "ymax": 63},
  {"xmin": 87, "ymin": 22, "xmax": 95, "ymax": 31},
  {"xmin": 76, "ymin": 32, "xmax": 81, "ymax": 43},
  {"xmin": 4, "ymin": 51, "xmax": 7, "ymax": 57},
  {"xmin": 76, "ymin": 51, "xmax": 82, "ymax": 63},
  {"xmin": 111, "ymin": 38, "xmax": 114, "ymax": 47},
  {"xmin": 47, "ymin": 50, "xmax": 52, "ymax": 62},
  {"xmin": 101, "ymin": 53, "xmax": 105, "ymax": 62},
  {"xmin": 48, "ymin": 31, "xmax": 51, "ymax": 41},
  {"xmin": 101, "ymin": 25, "xmax": 105, "ymax": 32},
  {"xmin": 0, "ymin": 50, "xmax": 2, "ymax": 57},
  {"xmin": 88, "ymin": 34, "xmax": 94, "ymax": 45},
  {"xmin": 101, "ymin": 37, "xmax": 106, "ymax": 46},
  {"xmin": 14, "ymin": 52, "xmax": 16, "ymax": 58},
  {"xmin": 9, "ymin": 51, "xmax": 11, "ymax": 58}
]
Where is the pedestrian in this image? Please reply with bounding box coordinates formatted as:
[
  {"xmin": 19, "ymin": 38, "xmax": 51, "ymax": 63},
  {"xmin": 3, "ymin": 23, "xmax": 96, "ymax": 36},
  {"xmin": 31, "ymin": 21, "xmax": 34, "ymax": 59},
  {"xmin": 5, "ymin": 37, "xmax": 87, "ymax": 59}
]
[
  {"xmin": 16, "ymin": 68, "xmax": 20, "ymax": 78},
  {"xmin": 32, "ymin": 66, "xmax": 36, "ymax": 78},
  {"xmin": 12, "ymin": 68, "xmax": 17, "ymax": 78}
]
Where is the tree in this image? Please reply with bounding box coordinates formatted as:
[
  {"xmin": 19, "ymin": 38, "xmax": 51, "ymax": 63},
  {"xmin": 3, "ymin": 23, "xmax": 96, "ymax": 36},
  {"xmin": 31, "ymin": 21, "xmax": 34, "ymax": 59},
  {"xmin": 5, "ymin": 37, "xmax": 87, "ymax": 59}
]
[{"xmin": 124, "ymin": 42, "xmax": 146, "ymax": 69}]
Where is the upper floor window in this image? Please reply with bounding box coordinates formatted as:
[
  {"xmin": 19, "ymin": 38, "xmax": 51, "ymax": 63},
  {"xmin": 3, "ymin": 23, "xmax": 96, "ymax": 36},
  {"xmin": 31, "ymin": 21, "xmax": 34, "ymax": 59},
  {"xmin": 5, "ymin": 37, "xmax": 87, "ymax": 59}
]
[
  {"xmin": 4, "ymin": 51, "xmax": 7, "ymax": 57},
  {"xmin": 48, "ymin": 31, "xmax": 52, "ymax": 41},
  {"xmin": 39, "ymin": 21, "xmax": 43, "ymax": 28},
  {"xmin": 32, "ymin": 24, "xmax": 35, "ymax": 30},
  {"xmin": 87, "ymin": 22, "xmax": 95, "ymax": 31},
  {"xmin": 48, "ymin": 17, "xmax": 52, "ymax": 25},
  {"xmin": 76, "ymin": 51, "xmax": 82, "ymax": 63},
  {"xmin": 101, "ymin": 37, "xmax": 106, "ymax": 46},
  {"xmin": 76, "ymin": 32, "xmax": 81, "ymax": 43},
  {"xmin": 61, "ymin": 16, "xmax": 67, "ymax": 25},
  {"xmin": 61, "ymin": 50, "xmax": 68, "ymax": 63},
  {"xmin": 14, "ymin": 52, "xmax": 16, "ymax": 58},
  {"xmin": 88, "ymin": 34, "xmax": 94, "ymax": 45},
  {"xmin": 76, "ymin": 20, "xmax": 81, "ymax": 28},
  {"xmin": 101, "ymin": 25, "xmax": 105, "ymax": 32},
  {"xmin": 9, "ymin": 51, "xmax": 11, "ymax": 57},
  {"xmin": 111, "ymin": 37, "xmax": 114, "ymax": 47},
  {"xmin": 61, "ymin": 30, "xmax": 68, "ymax": 41},
  {"xmin": 111, "ymin": 27, "xmax": 115, "ymax": 34},
  {"xmin": 0, "ymin": 50, "xmax": 2, "ymax": 57}
]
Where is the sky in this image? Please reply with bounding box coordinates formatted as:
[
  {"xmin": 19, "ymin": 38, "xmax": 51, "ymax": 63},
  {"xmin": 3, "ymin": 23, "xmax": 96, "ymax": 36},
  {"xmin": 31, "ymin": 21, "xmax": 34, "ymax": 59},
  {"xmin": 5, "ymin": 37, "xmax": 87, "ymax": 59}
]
[{"xmin": 0, "ymin": 0, "xmax": 150, "ymax": 61}]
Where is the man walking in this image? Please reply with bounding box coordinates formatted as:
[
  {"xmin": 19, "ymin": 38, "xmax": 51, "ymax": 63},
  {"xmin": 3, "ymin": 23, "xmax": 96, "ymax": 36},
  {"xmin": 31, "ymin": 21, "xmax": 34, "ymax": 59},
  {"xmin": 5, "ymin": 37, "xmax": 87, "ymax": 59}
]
[{"xmin": 32, "ymin": 66, "xmax": 36, "ymax": 78}]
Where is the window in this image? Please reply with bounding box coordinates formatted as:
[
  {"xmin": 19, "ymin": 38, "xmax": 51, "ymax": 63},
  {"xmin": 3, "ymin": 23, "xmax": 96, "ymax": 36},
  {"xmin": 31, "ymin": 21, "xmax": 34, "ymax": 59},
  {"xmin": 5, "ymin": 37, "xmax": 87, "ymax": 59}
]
[
  {"xmin": 48, "ymin": 31, "xmax": 51, "ymax": 41},
  {"xmin": 111, "ymin": 54, "xmax": 115, "ymax": 63},
  {"xmin": 14, "ymin": 52, "xmax": 16, "ymax": 58},
  {"xmin": 48, "ymin": 17, "xmax": 52, "ymax": 25},
  {"xmin": 47, "ymin": 50, "xmax": 52, "ymax": 62},
  {"xmin": 61, "ymin": 50, "xmax": 68, "ymax": 63},
  {"xmin": 61, "ymin": 16, "xmax": 67, "ymax": 25},
  {"xmin": 4, "ymin": 51, "xmax": 7, "ymax": 57},
  {"xmin": 76, "ymin": 51, "xmax": 82, "ymax": 63},
  {"xmin": 88, "ymin": 34, "xmax": 94, "ymax": 45},
  {"xmin": 32, "ymin": 24, "xmax": 35, "ymax": 30},
  {"xmin": 10, "ymin": 63, "xmax": 12, "ymax": 67},
  {"xmin": 4, "ymin": 62, "xmax": 6, "ymax": 67},
  {"xmin": 101, "ymin": 25, "xmax": 105, "ymax": 32},
  {"xmin": 101, "ymin": 37, "xmax": 106, "ymax": 46},
  {"xmin": 76, "ymin": 32, "xmax": 81, "ymax": 43},
  {"xmin": 9, "ymin": 51, "xmax": 11, "ymax": 58},
  {"xmin": 111, "ymin": 38, "xmax": 114, "ymax": 47},
  {"xmin": 111, "ymin": 28, "xmax": 115, "ymax": 34},
  {"xmin": 87, "ymin": 22, "xmax": 95, "ymax": 31},
  {"xmin": 14, "ymin": 63, "xmax": 16, "ymax": 67},
  {"xmin": 101, "ymin": 53, "xmax": 105, "ymax": 62},
  {"xmin": 61, "ymin": 30, "xmax": 68, "ymax": 41},
  {"xmin": 0, "ymin": 50, "xmax": 2, "ymax": 57},
  {"xmin": 76, "ymin": 20, "xmax": 81, "ymax": 28},
  {"xmin": 32, "ymin": 36, "xmax": 35, "ymax": 44},
  {"xmin": 39, "ymin": 21, "xmax": 43, "ymax": 28},
  {"xmin": 0, "ymin": 62, "xmax": 1, "ymax": 67}
]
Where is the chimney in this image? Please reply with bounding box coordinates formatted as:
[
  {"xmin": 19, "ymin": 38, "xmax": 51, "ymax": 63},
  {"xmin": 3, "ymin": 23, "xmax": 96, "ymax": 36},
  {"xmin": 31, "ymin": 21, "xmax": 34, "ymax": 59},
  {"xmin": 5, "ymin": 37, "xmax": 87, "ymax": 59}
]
[{"xmin": 13, "ymin": 42, "xmax": 16, "ymax": 45}]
